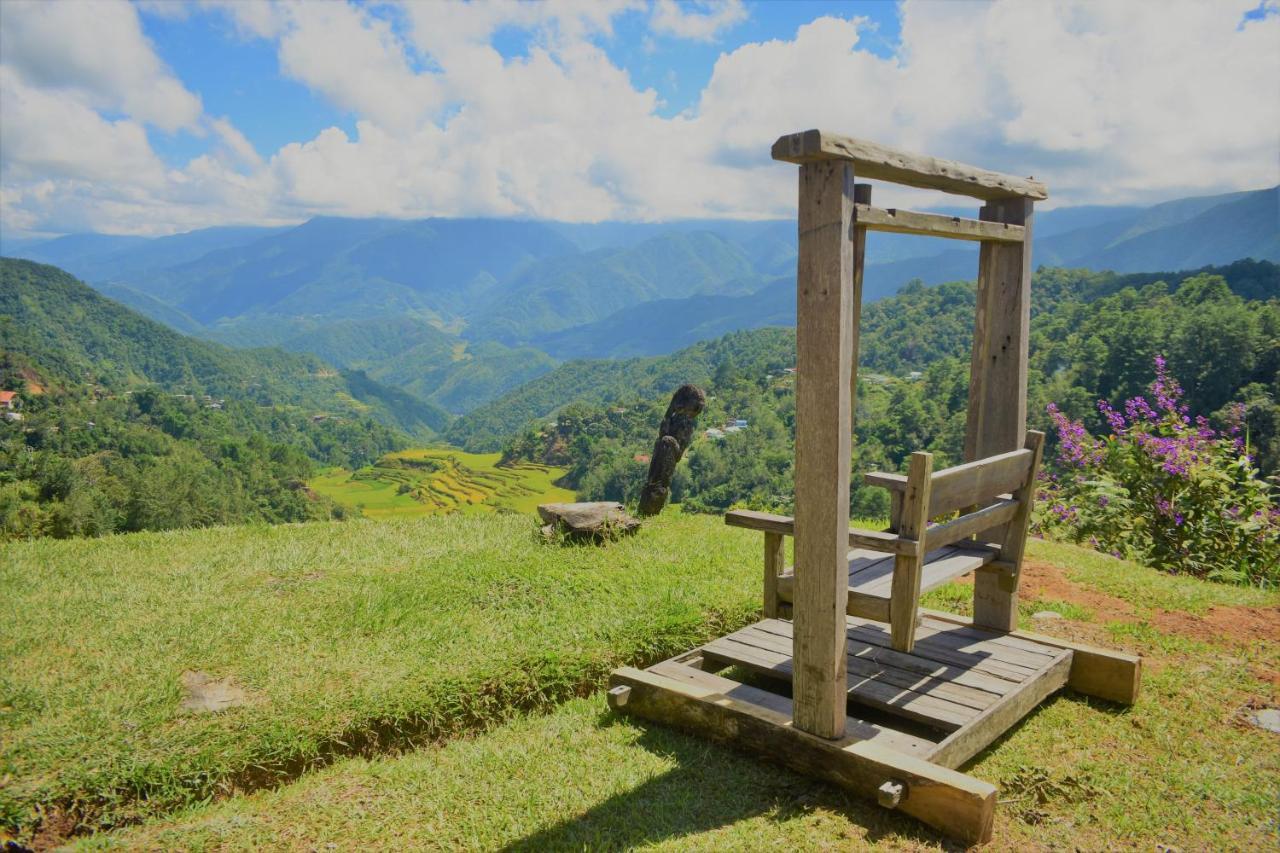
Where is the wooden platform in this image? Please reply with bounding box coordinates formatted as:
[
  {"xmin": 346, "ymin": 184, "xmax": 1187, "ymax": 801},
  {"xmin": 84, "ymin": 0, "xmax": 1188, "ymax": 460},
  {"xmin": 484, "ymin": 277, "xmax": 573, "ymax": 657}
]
[
  {"xmin": 608, "ymin": 613, "xmax": 1112, "ymax": 844},
  {"xmin": 775, "ymin": 546, "xmax": 997, "ymax": 622}
]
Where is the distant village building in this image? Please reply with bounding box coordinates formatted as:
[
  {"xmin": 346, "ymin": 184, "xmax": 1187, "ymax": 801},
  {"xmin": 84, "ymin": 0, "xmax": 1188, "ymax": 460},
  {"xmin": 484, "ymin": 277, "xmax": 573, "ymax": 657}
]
[
  {"xmin": 704, "ymin": 427, "xmax": 725, "ymax": 440},
  {"xmin": 634, "ymin": 453, "xmax": 651, "ymax": 464},
  {"xmin": 3, "ymin": 411, "xmax": 22, "ymax": 423},
  {"xmin": 0, "ymin": 391, "xmax": 19, "ymax": 411},
  {"xmin": 908, "ymin": 371, "xmax": 923, "ymax": 380}
]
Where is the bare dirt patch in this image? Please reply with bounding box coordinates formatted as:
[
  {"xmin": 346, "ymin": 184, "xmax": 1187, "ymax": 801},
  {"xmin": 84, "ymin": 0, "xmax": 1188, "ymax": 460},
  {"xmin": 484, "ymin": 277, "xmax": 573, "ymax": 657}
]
[
  {"xmin": 1149, "ymin": 605, "xmax": 1280, "ymax": 648},
  {"xmin": 956, "ymin": 558, "xmax": 1280, "ymax": 652}
]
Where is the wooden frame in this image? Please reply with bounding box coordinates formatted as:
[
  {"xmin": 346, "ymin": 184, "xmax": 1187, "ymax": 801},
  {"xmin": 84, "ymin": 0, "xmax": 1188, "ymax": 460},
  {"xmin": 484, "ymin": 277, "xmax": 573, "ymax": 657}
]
[{"xmin": 608, "ymin": 130, "xmax": 1139, "ymax": 844}]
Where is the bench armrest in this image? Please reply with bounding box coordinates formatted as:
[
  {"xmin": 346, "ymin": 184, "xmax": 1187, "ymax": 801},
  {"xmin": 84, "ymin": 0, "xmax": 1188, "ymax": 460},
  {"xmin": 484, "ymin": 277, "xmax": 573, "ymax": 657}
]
[{"xmin": 725, "ymin": 510, "xmax": 918, "ymax": 557}]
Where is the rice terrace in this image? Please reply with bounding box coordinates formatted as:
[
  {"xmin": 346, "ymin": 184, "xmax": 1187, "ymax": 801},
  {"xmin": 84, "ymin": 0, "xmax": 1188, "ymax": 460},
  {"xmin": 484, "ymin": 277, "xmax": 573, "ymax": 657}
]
[{"xmin": 310, "ymin": 449, "xmax": 574, "ymax": 518}]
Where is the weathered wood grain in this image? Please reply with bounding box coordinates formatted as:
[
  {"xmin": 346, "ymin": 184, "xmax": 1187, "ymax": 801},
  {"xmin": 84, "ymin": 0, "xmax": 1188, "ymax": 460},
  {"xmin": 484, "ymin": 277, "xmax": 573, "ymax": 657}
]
[
  {"xmin": 854, "ymin": 204, "xmax": 1026, "ymax": 242},
  {"xmin": 772, "ymin": 130, "xmax": 1048, "ymax": 201},
  {"xmin": 927, "ymin": 650, "xmax": 1072, "ymax": 769},
  {"xmin": 792, "ymin": 160, "xmax": 857, "ymax": 738},
  {"xmin": 609, "ymin": 666, "xmax": 998, "ymax": 844},
  {"xmin": 920, "ymin": 609, "xmax": 1142, "ymax": 704},
  {"xmin": 891, "ymin": 452, "xmax": 933, "ymax": 652},
  {"xmin": 763, "ymin": 531, "xmax": 784, "ymax": 619}
]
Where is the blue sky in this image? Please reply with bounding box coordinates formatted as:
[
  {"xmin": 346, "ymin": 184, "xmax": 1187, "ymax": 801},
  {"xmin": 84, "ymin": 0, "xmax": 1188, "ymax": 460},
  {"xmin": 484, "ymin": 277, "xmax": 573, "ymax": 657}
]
[{"xmin": 1, "ymin": 0, "xmax": 1276, "ymax": 237}]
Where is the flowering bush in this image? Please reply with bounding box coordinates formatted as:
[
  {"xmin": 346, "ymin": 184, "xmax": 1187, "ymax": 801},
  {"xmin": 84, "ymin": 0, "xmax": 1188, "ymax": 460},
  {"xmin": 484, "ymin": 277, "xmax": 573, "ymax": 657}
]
[{"xmin": 1035, "ymin": 356, "xmax": 1278, "ymax": 585}]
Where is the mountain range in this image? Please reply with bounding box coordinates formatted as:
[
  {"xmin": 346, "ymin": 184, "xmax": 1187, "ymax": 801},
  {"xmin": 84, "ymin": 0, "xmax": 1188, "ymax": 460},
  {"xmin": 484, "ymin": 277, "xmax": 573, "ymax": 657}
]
[{"xmin": 3, "ymin": 184, "xmax": 1275, "ymax": 415}]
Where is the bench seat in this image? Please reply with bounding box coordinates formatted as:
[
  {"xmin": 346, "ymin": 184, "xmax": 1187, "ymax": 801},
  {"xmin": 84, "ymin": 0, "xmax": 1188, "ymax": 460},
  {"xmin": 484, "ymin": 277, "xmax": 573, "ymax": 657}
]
[{"xmin": 774, "ymin": 544, "xmax": 998, "ymax": 622}]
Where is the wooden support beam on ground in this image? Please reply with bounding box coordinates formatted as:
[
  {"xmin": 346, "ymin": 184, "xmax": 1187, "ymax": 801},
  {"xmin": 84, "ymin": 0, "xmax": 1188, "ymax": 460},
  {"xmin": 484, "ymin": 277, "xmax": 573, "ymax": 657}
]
[
  {"xmin": 792, "ymin": 160, "xmax": 857, "ymax": 738},
  {"xmin": 920, "ymin": 608, "xmax": 1142, "ymax": 704},
  {"xmin": 609, "ymin": 665, "xmax": 997, "ymax": 845},
  {"xmin": 773, "ymin": 130, "xmax": 1048, "ymax": 201},
  {"xmin": 854, "ymin": 204, "xmax": 1026, "ymax": 242}
]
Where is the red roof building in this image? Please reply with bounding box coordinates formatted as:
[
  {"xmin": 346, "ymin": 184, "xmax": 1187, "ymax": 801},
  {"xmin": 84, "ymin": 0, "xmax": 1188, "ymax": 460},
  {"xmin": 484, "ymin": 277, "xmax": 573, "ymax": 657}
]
[{"xmin": 0, "ymin": 391, "xmax": 18, "ymax": 410}]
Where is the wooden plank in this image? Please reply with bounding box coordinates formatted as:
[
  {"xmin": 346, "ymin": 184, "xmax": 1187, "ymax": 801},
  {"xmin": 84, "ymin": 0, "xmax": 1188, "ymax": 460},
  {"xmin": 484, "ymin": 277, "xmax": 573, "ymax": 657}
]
[
  {"xmin": 725, "ymin": 510, "xmax": 917, "ymax": 556},
  {"xmin": 927, "ymin": 651, "xmax": 1072, "ymax": 769},
  {"xmin": 702, "ymin": 636, "xmax": 976, "ymax": 730},
  {"xmin": 857, "ymin": 546, "xmax": 996, "ymax": 597},
  {"xmin": 996, "ymin": 431, "xmax": 1045, "ymax": 569},
  {"xmin": 927, "ymin": 449, "xmax": 1033, "ymax": 518},
  {"xmin": 920, "ymin": 609, "xmax": 1142, "ymax": 705},
  {"xmin": 753, "ymin": 619, "xmax": 1020, "ymax": 698},
  {"xmin": 843, "ymin": 622, "xmax": 1041, "ymax": 682},
  {"xmin": 891, "ymin": 452, "xmax": 933, "ymax": 652},
  {"xmin": 854, "ymin": 204, "xmax": 1026, "ymax": 243},
  {"xmin": 647, "ymin": 659, "xmax": 934, "ymax": 755},
  {"xmin": 792, "ymin": 159, "xmax": 857, "ymax": 738},
  {"xmin": 777, "ymin": 571, "xmax": 893, "ymax": 623},
  {"xmin": 773, "ymin": 129, "xmax": 1047, "ymax": 201},
  {"xmin": 925, "ymin": 500, "xmax": 1020, "ymax": 551},
  {"xmin": 725, "ymin": 509, "xmax": 793, "ymax": 535},
  {"xmin": 763, "ymin": 531, "xmax": 784, "ymax": 619},
  {"xmin": 732, "ymin": 624, "xmax": 1003, "ymax": 712},
  {"xmin": 865, "ymin": 449, "xmax": 1033, "ymax": 519},
  {"xmin": 609, "ymin": 666, "xmax": 998, "ymax": 844}
]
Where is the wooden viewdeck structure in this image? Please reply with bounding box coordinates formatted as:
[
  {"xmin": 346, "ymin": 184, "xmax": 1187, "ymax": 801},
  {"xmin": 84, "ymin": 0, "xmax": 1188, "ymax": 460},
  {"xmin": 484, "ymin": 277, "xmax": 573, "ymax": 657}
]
[{"xmin": 608, "ymin": 130, "xmax": 1141, "ymax": 844}]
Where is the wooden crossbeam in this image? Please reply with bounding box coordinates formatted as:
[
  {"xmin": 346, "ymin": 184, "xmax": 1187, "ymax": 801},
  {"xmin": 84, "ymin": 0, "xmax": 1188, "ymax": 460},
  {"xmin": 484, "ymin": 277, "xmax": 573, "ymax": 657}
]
[
  {"xmin": 773, "ymin": 130, "xmax": 1048, "ymax": 201},
  {"xmin": 855, "ymin": 204, "xmax": 1026, "ymax": 243}
]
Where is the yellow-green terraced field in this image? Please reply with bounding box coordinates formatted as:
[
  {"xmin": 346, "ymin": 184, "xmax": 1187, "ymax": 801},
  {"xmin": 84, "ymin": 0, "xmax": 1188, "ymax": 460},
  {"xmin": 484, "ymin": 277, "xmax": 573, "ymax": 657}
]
[{"xmin": 310, "ymin": 448, "xmax": 575, "ymax": 518}]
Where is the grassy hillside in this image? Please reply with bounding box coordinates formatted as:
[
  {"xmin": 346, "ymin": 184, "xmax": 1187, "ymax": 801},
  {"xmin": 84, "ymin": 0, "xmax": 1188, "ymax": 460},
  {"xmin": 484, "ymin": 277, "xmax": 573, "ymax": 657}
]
[
  {"xmin": 311, "ymin": 448, "xmax": 573, "ymax": 518},
  {"xmin": 2, "ymin": 514, "xmax": 1275, "ymax": 850}
]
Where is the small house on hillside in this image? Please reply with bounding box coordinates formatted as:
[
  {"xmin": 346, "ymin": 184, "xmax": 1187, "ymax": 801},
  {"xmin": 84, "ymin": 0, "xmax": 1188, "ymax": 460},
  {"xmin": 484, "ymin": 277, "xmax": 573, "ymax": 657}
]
[{"xmin": 0, "ymin": 391, "xmax": 19, "ymax": 411}]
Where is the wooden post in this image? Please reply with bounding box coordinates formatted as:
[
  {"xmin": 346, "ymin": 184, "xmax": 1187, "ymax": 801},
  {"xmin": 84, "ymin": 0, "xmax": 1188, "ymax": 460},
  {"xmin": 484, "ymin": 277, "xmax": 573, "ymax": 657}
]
[
  {"xmin": 850, "ymin": 183, "xmax": 871, "ymax": 434},
  {"xmin": 792, "ymin": 160, "xmax": 856, "ymax": 738},
  {"xmin": 763, "ymin": 531, "xmax": 784, "ymax": 619},
  {"xmin": 966, "ymin": 198, "xmax": 1033, "ymax": 631},
  {"xmin": 890, "ymin": 451, "xmax": 933, "ymax": 652}
]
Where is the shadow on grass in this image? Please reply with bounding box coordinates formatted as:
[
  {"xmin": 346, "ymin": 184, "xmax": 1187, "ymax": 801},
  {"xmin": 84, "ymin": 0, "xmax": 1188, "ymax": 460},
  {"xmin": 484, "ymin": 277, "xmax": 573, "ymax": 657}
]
[{"xmin": 499, "ymin": 710, "xmax": 949, "ymax": 852}]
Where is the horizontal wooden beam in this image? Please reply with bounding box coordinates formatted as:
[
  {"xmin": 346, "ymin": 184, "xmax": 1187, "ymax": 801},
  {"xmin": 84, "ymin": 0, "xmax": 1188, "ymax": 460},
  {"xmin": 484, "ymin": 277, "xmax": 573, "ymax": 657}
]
[
  {"xmin": 725, "ymin": 510, "xmax": 917, "ymax": 556},
  {"xmin": 855, "ymin": 204, "xmax": 1026, "ymax": 243},
  {"xmin": 925, "ymin": 500, "xmax": 1020, "ymax": 552},
  {"xmin": 773, "ymin": 130, "xmax": 1048, "ymax": 201},
  {"xmin": 609, "ymin": 665, "xmax": 997, "ymax": 844},
  {"xmin": 920, "ymin": 609, "xmax": 1142, "ymax": 705}
]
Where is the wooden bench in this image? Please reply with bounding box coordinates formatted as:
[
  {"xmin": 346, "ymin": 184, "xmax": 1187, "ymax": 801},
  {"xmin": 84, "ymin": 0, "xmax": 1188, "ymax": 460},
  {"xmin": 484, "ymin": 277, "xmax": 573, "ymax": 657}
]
[{"xmin": 726, "ymin": 430, "xmax": 1045, "ymax": 653}]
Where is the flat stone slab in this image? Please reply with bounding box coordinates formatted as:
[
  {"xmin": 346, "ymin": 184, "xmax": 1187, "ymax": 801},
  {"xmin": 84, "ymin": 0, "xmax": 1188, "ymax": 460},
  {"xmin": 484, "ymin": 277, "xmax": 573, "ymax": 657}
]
[
  {"xmin": 538, "ymin": 501, "xmax": 640, "ymax": 542},
  {"xmin": 180, "ymin": 671, "xmax": 249, "ymax": 713},
  {"xmin": 1247, "ymin": 707, "xmax": 1280, "ymax": 734}
]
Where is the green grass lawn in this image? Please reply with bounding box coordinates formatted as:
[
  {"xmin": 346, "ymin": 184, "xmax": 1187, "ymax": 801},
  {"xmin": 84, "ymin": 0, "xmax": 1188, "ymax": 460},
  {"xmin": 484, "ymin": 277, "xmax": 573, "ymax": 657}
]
[
  {"xmin": 3, "ymin": 513, "xmax": 1277, "ymax": 849},
  {"xmin": 310, "ymin": 448, "xmax": 574, "ymax": 519}
]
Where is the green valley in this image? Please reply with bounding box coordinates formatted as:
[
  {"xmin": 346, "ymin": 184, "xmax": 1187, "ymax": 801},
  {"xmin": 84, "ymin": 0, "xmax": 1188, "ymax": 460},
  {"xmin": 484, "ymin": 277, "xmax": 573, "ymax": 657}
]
[{"xmin": 310, "ymin": 448, "xmax": 574, "ymax": 518}]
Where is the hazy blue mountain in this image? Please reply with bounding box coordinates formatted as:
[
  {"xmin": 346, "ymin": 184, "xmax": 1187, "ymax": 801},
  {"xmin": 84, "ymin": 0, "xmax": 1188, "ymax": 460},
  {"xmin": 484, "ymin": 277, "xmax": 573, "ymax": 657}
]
[
  {"xmin": 105, "ymin": 217, "xmax": 580, "ymax": 325},
  {"xmin": 471, "ymin": 230, "xmax": 761, "ymax": 344},
  {"xmin": 535, "ymin": 277, "xmax": 792, "ymax": 359}
]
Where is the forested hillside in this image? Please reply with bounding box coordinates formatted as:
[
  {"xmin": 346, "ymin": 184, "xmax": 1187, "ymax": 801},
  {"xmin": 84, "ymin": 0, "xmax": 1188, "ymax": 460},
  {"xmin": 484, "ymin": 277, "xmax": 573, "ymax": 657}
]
[
  {"xmin": 0, "ymin": 259, "xmax": 446, "ymax": 539},
  {"xmin": 493, "ymin": 265, "xmax": 1279, "ymax": 525}
]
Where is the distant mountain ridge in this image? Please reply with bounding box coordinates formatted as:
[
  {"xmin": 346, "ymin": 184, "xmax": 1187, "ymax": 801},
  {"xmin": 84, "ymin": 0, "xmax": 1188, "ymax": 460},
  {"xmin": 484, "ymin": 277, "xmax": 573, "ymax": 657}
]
[{"xmin": 3, "ymin": 185, "xmax": 1274, "ymax": 410}]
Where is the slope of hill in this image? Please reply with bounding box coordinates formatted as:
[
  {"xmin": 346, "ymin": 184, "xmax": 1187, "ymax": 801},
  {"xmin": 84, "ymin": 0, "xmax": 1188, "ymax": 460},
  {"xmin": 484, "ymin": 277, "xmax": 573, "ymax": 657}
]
[
  {"xmin": 445, "ymin": 327, "xmax": 795, "ymax": 450},
  {"xmin": 0, "ymin": 258, "xmax": 449, "ymax": 435}
]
